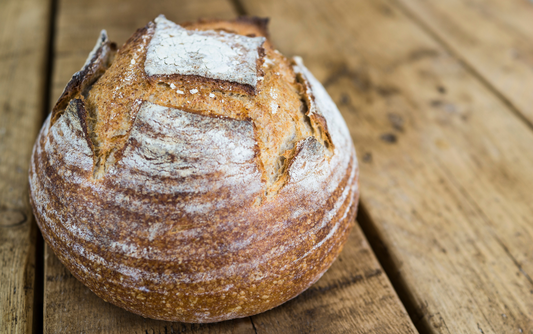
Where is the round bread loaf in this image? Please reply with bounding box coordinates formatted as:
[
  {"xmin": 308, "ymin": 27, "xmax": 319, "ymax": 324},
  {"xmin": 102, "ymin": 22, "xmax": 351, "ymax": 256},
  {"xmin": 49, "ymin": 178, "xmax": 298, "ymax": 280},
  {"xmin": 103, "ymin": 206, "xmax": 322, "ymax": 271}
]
[{"xmin": 29, "ymin": 15, "xmax": 359, "ymax": 322}]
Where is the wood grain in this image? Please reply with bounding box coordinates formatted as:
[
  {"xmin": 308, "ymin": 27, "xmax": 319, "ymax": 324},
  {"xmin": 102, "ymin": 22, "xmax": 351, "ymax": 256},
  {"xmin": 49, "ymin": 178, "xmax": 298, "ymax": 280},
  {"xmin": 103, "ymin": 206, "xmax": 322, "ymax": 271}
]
[
  {"xmin": 393, "ymin": 0, "xmax": 533, "ymax": 125},
  {"xmin": 0, "ymin": 0, "xmax": 51, "ymax": 332},
  {"xmin": 44, "ymin": 0, "xmax": 417, "ymax": 333},
  {"xmin": 238, "ymin": 0, "xmax": 533, "ymax": 332}
]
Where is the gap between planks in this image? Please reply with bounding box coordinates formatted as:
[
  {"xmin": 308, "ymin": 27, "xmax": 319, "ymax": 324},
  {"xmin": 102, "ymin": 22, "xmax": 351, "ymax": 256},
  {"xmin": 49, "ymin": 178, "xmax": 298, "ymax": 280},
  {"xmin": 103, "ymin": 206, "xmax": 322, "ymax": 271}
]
[
  {"xmin": 0, "ymin": 0, "xmax": 52, "ymax": 332},
  {"xmin": 33, "ymin": 0, "xmax": 60, "ymax": 333}
]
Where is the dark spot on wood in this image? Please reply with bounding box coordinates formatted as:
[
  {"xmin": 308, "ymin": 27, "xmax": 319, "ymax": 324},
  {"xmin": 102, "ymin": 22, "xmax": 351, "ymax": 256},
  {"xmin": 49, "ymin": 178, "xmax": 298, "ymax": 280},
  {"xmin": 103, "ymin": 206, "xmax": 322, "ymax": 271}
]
[
  {"xmin": 339, "ymin": 93, "xmax": 350, "ymax": 105},
  {"xmin": 437, "ymin": 86, "xmax": 446, "ymax": 94},
  {"xmin": 3, "ymin": 101, "xmax": 11, "ymax": 114},
  {"xmin": 376, "ymin": 86, "xmax": 399, "ymax": 97},
  {"xmin": 46, "ymin": 272, "xmax": 72, "ymax": 282},
  {"xmin": 379, "ymin": 4, "xmax": 394, "ymax": 16},
  {"xmin": 408, "ymin": 49, "xmax": 440, "ymax": 62},
  {"xmin": 388, "ymin": 113, "xmax": 404, "ymax": 132},
  {"xmin": 380, "ymin": 133, "xmax": 397, "ymax": 143},
  {"xmin": 0, "ymin": 209, "xmax": 27, "ymax": 227},
  {"xmin": 430, "ymin": 100, "xmax": 443, "ymax": 107},
  {"xmin": 323, "ymin": 65, "xmax": 371, "ymax": 92},
  {"xmin": 365, "ymin": 269, "xmax": 383, "ymax": 278},
  {"xmin": 304, "ymin": 308, "xmax": 316, "ymax": 318},
  {"xmin": 362, "ymin": 152, "xmax": 373, "ymax": 163}
]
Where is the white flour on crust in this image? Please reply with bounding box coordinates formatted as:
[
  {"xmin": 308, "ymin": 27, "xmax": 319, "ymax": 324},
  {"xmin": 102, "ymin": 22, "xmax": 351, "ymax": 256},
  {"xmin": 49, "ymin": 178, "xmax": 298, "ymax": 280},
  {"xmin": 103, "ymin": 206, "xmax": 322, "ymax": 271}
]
[{"xmin": 145, "ymin": 15, "xmax": 265, "ymax": 87}]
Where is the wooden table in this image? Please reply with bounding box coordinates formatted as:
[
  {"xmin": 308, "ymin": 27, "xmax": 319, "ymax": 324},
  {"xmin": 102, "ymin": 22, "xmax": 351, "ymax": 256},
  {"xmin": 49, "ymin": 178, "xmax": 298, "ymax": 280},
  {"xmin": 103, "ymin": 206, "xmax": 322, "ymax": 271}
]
[{"xmin": 2, "ymin": 0, "xmax": 533, "ymax": 332}]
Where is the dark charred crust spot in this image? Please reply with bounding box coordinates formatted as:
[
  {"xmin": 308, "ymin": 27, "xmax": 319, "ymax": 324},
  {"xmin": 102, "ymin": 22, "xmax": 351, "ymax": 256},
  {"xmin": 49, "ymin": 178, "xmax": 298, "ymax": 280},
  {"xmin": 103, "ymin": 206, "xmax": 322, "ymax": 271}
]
[
  {"xmin": 180, "ymin": 17, "xmax": 228, "ymax": 27},
  {"xmin": 73, "ymin": 99, "xmax": 95, "ymax": 152}
]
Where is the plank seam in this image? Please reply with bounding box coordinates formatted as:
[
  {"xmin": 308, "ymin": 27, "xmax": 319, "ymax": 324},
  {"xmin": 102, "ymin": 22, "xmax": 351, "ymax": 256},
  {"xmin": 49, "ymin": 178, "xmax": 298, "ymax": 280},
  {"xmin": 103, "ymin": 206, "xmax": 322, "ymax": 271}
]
[
  {"xmin": 249, "ymin": 317, "xmax": 258, "ymax": 334},
  {"xmin": 32, "ymin": 227, "xmax": 44, "ymax": 334},
  {"xmin": 44, "ymin": 0, "xmax": 58, "ymax": 116},
  {"xmin": 388, "ymin": 0, "xmax": 533, "ymax": 133},
  {"xmin": 38, "ymin": 0, "xmax": 58, "ymax": 332},
  {"xmin": 356, "ymin": 203, "xmax": 432, "ymax": 334}
]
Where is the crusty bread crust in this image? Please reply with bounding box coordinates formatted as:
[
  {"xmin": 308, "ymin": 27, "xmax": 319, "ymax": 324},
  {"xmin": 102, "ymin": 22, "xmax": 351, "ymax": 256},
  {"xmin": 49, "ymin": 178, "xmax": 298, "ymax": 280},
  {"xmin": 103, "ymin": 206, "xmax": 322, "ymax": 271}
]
[{"xmin": 29, "ymin": 16, "xmax": 359, "ymax": 322}]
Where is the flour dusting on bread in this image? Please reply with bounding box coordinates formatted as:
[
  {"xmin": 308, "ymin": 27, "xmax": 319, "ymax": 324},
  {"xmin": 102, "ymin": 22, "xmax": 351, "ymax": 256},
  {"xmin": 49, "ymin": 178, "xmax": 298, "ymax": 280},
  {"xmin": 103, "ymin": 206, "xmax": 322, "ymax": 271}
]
[{"xmin": 146, "ymin": 15, "xmax": 265, "ymax": 88}]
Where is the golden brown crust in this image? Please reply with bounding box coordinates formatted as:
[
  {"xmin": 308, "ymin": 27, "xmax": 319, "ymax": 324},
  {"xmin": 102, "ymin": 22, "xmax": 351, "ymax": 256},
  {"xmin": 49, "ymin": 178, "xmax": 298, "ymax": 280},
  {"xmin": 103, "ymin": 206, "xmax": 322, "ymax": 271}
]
[{"xmin": 29, "ymin": 16, "xmax": 359, "ymax": 323}]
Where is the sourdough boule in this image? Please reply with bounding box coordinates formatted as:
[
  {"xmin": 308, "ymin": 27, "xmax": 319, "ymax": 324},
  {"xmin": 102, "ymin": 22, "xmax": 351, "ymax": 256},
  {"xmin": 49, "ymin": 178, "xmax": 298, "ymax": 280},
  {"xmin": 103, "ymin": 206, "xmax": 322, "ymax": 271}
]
[{"xmin": 29, "ymin": 15, "xmax": 359, "ymax": 323}]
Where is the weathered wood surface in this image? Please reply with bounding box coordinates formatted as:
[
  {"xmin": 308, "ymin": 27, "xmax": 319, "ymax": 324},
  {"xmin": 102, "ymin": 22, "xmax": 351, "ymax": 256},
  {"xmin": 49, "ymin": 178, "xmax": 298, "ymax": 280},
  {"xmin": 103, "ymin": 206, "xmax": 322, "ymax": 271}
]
[
  {"xmin": 44, "ymin": 0, "xmax": 416, "ymax": 333},
  {"xmin": 0, "ymin": 0, "xmax": 51, "ymax": 333},
  {"xmin": 394, "ymin": 0, "xmax": 533, "ymax": 125},
  {"xmin": 239, "ymin": 0, "xmax": 533, "ymax": 332}
]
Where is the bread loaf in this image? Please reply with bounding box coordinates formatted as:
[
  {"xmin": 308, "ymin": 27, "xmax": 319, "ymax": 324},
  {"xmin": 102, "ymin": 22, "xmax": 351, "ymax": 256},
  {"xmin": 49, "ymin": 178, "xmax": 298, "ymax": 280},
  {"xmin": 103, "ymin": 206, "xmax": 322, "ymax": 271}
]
[{"xmin": 29, "ymin": 15, "xmax": 359, "ymax": 323}]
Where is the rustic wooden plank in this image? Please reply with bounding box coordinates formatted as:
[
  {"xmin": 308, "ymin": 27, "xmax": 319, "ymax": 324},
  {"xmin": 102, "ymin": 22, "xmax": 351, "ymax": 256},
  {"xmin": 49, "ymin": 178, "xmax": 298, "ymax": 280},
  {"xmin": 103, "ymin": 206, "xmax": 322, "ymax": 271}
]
[
  {"xmin": 239, "ymin": 0, "xmax": 533, "ymax": 332},
  {"xmin": 0, "ymin": 0, "xmax": 51, "ymax": 333},
  {"xmin": 392, "ymin": 0, "xmax": 533, "ymax": 125}
]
